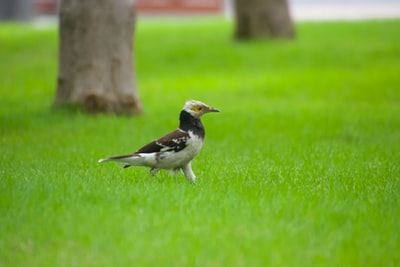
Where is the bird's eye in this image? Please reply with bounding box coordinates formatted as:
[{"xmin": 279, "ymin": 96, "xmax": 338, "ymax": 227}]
[{"xmin": 190, "ymin": 106, "xmax": 203, "ymax": 112}]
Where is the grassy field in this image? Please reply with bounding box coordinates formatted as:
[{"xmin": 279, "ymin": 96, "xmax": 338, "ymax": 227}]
[{"xmin": 1, "ymin": 18, "xmax": 399, "ymax": 266}]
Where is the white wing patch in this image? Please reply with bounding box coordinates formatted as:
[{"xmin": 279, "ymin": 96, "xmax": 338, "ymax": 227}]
[{"xmin": 156, "ymin": 134, "xmax": 189, "ymax": 152}]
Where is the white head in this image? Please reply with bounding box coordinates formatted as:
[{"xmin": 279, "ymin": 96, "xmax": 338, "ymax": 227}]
[{"xmin": 183, "ymin": 100, "xmax": 220, "ymax": 118}]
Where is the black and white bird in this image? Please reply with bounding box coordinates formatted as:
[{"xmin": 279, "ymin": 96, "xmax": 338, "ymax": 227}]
[{"xmin": 98, "ymin": 100, "xmax": 219, "ymax": 182}]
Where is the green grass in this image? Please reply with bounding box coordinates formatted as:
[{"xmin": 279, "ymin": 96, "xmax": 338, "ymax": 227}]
[{"xmin": 1, "ymin": 18, "xmax": 400, "ymax": 267}]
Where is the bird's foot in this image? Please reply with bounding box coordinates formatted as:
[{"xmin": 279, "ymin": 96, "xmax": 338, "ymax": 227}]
[{"xmin": 150, "ymin": 168, "xmax": 159, "ymax": 177}]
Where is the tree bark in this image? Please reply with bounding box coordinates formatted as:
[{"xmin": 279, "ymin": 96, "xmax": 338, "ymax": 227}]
[
  {"xmin": 234, "ymin": 0, "xmax": 295, "ymax": 40},
  {"xmin": 54, "ymin": 0, "xmax": 142, "ymax": 115}
]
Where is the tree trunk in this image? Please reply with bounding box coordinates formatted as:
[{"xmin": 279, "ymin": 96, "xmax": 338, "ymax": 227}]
[
  {"xmin": 234, "ymin": 0, "xmax": 295, "ymax": 40},
  {"xmin": 54, "ymin": 0, "xmax": 142, "ymax": 115}
]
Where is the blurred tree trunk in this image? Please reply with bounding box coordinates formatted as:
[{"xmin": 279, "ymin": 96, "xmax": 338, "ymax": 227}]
[
  {"xmin": 234, "ymin": 0, "xmax": 295, "ymax": 40},
  {"xmin": 54, "ymin": 0, "xmax": 142, "ymax": 115}
]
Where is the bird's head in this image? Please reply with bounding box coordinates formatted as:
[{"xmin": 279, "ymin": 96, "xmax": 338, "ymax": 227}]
[{"xmin": 183, "ymin": 100, "xmax": 220, "ymax": 118}]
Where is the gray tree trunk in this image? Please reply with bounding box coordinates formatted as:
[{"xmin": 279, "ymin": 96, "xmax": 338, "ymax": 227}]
[
  {"xmin": 234, "ymin": 0, "xmax": 295, "ymax": 40},
  {"xmin": 54, "ymin": 0, "xmax": 142, "ymax": 115}
]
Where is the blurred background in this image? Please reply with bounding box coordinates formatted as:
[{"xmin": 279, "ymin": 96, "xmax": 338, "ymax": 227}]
[{"xmin": 1, "ymin": 0, "xmax": 400, "ymax": 22}]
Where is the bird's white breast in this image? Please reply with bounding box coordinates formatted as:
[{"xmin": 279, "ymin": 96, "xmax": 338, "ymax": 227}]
[{"xmin": 185, "ymin": 130, "xmax": 204, "ymax": 157}]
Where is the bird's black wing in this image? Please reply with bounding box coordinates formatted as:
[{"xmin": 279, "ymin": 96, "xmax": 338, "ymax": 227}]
[{"xmin": 136, "ymin": 129, "xmax": 190, "ymax": 153}]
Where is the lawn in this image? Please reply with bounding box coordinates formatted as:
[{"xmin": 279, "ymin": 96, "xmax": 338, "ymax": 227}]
[{"xmin": 0, "ymin": 18, "xmax": 399, "ymax": 267}]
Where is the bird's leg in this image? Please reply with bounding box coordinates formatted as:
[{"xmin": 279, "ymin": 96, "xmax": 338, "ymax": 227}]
[
  {"xmin": 150, "ymin": 168, "xmax": 159, "ymax": 177},
  {"xmin": 182, "ymin": 162, "xmax": 196, "ymax": 183}
]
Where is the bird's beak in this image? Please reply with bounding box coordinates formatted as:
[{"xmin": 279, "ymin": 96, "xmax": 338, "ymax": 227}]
[{"xmin": 208, "ymin": 106, "xmax": 220, "ymax": 113}]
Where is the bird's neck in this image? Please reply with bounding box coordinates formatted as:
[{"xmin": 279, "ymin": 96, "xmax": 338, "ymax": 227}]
[{"xmin": 179, "ymin": 110, "xmax": 205, "ymax": 138}]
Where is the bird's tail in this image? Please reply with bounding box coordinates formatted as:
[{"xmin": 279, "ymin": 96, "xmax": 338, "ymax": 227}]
[
  {"xmin": 98, "ymin": 154, "xmax": 135, "ymax": 163},
  {"xmin": 98, "ymin": 158, "xmax": 111, "ymax": 163},
  {"xmin": 98, "ymin": 153, "xmax": 151, "ymax": 167}
]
